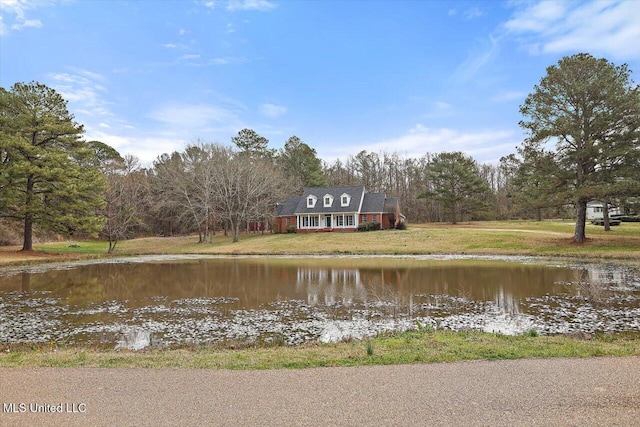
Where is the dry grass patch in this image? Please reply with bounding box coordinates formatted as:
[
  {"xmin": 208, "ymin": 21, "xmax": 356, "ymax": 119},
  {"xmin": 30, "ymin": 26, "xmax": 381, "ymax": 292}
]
[{"xmin": 2, "ymin": 221, "xmax": 639, "ymax": 265}]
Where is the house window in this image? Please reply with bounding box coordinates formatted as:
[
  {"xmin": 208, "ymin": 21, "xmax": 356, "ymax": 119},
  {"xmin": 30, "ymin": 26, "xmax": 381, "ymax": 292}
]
[
  {"xmin": 336, "ymin": 216, "xmax": 344, "ymax": 226},
  {"xmin": 341, "ymin": 193, "xmax": 350, "ymax": 207},
  {"xmin": 323, "ymin": 194, "xmax": 333, "ymax": 207},
  {"xmin": 346, "ymin": 215, "xmax": 354, "ymax": 226},
  {"xmin": 302, "ymin": 216, "xmax": 319, "ymax": 227},
  {"xmin": 362, "ymin": 215, "xmax": 368, "ymax": 222},
  {"xmin": 372, "ymin": 215, "xmax": 378, "ymax": 222},
  {"xmin": 307, "ymin": 195, "xmax": 317, "ymax": 208}
]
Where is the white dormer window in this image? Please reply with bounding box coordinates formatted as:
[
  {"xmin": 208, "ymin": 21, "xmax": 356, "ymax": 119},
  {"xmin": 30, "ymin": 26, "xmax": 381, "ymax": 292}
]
[
  {"xmin": 341, "ymin": 193, "xmax": 351, "ymax": 207},
  {"xmin": 307, "ymin": 195, "xmax": 317, "ymax": 208},
  {"xmin": 323, "ymin": 194, "xmax": 333, "ymax": 207}
]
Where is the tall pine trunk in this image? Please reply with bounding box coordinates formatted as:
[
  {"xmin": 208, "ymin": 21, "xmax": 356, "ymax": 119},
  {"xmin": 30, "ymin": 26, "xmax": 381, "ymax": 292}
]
[
  {"xmin": 21, "ymin": 175, "xmax": 34, "ymax": 251},
  {"xmin": 603, "ymin": 199, "xmax": 611, "ymax": 231},
  {"xmin": 574, "ymin": 198, "xmax": 588, "ymax": 243}
]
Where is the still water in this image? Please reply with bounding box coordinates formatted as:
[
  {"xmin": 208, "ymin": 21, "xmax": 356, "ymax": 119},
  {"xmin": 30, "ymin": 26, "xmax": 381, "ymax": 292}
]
[{"xmin": 1, "ymin": 255, "xmax": 639, "ymax": 349}]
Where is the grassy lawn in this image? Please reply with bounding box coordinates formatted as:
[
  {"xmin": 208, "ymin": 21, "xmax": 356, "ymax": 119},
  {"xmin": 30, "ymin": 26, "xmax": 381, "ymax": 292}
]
[
  {"xmin": 1, "ymin": 330, "xmax": 638, "ymax": 369},
  {"xmin": 0, "ymin": 220, "xmax": 635, "ymax": 264}
]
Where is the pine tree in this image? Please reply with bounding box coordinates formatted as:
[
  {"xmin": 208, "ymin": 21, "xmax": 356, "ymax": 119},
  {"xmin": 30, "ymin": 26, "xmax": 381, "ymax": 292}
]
[
  {"xmin": 418, "ymin": 152, "xmax": 492, "ymax": 223},
  {"xmin": 0, "ymin": 82, "xmax": 106, "ymax": 250},
  {"xmin": 519, "ymin": 54, "xmax": 640, "ymax": 242}
]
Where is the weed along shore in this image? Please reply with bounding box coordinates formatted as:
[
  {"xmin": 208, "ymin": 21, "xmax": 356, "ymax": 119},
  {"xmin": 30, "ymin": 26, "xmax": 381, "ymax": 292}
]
[
  {"xmin": 2, "ymin": 330, "xmax": 639, "ymax": 370},
  {"xmin": 1, "ymin": 221, "xmax": 639, "ymax": 369}
]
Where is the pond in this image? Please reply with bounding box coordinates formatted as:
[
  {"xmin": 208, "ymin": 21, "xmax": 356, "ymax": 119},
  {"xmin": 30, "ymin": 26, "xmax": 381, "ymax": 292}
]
[{"xmin": 1, "ymin": 255, "xmax": 639, "ymax": 350}]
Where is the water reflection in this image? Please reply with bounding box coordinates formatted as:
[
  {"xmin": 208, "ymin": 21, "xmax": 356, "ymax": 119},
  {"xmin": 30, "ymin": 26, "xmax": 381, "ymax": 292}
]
[{"xmin": 0, "ymin": 256, "xmax": 638, "ymax": 349}]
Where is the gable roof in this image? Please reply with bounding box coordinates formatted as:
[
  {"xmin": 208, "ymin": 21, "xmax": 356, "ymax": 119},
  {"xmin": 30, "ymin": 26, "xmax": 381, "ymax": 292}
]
[
  {"xmin": 294, "ymin": 186, "xmax": 365, "ymax": 214},
  {"xmin": 276, "ymin": 197, "xmax": 300, "ymax": 216},
  {"xmin": 360, "ymin": 192, "xmax": 386, "ymax": 213}
]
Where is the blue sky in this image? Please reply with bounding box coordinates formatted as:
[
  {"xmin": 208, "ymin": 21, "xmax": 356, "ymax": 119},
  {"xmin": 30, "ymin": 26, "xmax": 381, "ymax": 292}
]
[{"xmin": 1, "ymin": 0, "xmax": 639, "ymax": 165}]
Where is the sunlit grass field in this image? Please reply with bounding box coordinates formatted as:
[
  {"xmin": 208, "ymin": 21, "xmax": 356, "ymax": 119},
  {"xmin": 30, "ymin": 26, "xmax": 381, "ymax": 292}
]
[{"xmin": 15, "ymin": 220, "xmax": 639, "ymax": 261}]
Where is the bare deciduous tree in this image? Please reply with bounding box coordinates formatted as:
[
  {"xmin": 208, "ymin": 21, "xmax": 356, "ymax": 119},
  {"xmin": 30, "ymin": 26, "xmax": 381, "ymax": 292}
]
[
  {"xmin": 211, "ymin": 145, "xmax": 286, "ymax": 242},
  {"xmin": 103, "ymin": 155, "xmax": 150, "ymax": 253}
]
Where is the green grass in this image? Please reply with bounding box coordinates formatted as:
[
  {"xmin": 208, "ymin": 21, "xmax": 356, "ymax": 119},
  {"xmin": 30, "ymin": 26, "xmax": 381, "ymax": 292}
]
[
  {"xmin": 37, "ymin": 240, "xmax": 109, "ymax": 254},
  {"xmin": 15, "ymin": 220, "xmax": 639, "ymax": 262},
  {"xmin": 1, "ymin": 330, "xmax": 638, "ymax": 369}
]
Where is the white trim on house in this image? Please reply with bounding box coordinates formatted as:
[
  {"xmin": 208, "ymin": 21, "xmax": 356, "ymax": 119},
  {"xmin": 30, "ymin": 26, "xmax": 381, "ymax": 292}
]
[
  {"xmin": 296, "ymin": 213, "xmax": 358, "ymax": 230},
  {"xmin": 279, "ymin": 186, "xmax": 400, "ymax": 232}
]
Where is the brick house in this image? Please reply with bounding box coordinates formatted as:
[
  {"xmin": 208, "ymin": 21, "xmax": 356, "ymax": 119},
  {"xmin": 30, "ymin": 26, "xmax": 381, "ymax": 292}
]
[{"xmin": 274, "ymin": 186, "xmax": 404, "ymax": 233}]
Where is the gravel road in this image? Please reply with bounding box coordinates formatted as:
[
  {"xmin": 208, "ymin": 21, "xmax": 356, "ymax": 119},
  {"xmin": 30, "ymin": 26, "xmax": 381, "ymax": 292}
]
[{"xmin": 1, "ymin": 356, "xmax": 638, "ymax": 426}]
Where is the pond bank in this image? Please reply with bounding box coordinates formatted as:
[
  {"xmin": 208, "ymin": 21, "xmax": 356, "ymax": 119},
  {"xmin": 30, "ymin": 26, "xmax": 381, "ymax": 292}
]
[{"xmin": 2, "ymin": 329, "xmax": 639, "ymax": 369}]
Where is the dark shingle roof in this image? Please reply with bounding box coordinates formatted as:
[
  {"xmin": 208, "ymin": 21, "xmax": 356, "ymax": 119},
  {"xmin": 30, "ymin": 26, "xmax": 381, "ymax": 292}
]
[
  {"xmin": 360, "ymin": 192, "xmax": 386, "ymax": 213},
  {"xmin": 294, "ymin": 186, "xmax": 365, "ymax": 214},
  {"xmin": 276, "ymin": 197, "xmax": 300, "ymax": 216}
]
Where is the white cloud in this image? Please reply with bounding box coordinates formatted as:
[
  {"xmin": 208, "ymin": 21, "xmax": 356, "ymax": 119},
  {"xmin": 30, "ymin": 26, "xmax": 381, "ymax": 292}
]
[
  {"xmin": 48, "ymin": 69, "xmax": 112, "ymax": 118},
  {"xmin": 463, "ymin": 7, "xmax": 483, "ymax": 20},
  {"xmin": 434, "ymin": 101, "xmax": 452, "ymax": 111},
  {"xmin": 82, "ymin": 128, "xmax": 189, "ymax": 165},
  {"xmin": 448, "ymin": 6, "xmax": 483, "ymax": 20},
  {"xmin": 208, "ymin": 56, "xmax": 248, "ymax": 65},
  {"xmin": 320, "ymin": 125, "xmax": 519, "ymax": 164},
  {"xmin": 491, "ymin": 90, "xmax": 526, "ymax": 103},
  {"xmin": 148, "ymin": 104, "xmax": 243, "ymax": 129},
  {"xmin": 226, "ymin": 0, "xmax": 276, "ymax": 12},
  {"xmin": 12, "ymin": 17, "xmax": 41, "ymax": 30},
  {"xmin": 0, "ymin": 0, "xmax": 55, "ymax": 35},
  {"xmin": 259, "ymin": 103, "xmax": 287, "ymax": 118},
  {"xmin": 505, "ymin": 1, "xmax": 568, "ymax": 33},
  {"xmin": 505, "ymin": 0, "xmax": 640, "ymax": 60},
  {"xmin": 452, "ymin": 34, "xmax": 500, "ymax": 82},
  {"xmin": 46, "ymin": 69, "xmax": 245, "ymax": 165}
]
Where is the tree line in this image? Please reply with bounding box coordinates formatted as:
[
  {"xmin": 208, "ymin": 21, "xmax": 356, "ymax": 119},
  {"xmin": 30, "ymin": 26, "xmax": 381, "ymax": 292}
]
[{"xmin": 1, "ymin": 53, "xmax": 639, "ymax": 250}]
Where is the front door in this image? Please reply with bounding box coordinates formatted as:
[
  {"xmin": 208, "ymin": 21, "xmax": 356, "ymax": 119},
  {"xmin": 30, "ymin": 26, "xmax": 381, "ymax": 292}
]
[{"xmin": 325, "ymin": 215, "xmax": 332, "ymax": 228}]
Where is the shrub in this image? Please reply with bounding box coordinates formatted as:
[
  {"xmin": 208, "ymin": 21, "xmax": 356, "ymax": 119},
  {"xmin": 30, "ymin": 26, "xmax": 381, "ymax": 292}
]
[
  {"xmin": 395, "ymin": 221, "xmax": 407, "ymax": 230},
  {"xmin": 357, "ymin": 222, "xmax": 381, "ymax": 232},
  {"xmin": 286, "ymin": 225, "xmax": 297, "ymax": 233}
]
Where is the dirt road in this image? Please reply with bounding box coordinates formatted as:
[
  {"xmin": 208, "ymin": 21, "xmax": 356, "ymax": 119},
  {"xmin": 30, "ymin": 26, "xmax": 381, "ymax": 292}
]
[{"xmin": 1, "ymin": 356, "xmax": 638, "ymax": 426}]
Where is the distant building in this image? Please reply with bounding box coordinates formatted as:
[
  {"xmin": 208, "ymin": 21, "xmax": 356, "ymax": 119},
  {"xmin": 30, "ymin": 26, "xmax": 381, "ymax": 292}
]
[
  {"xmin": 274, "ymin": 186, "xmax": 404, "ymax": 233},
  {"xmin": 586, "ymin": 201, "xmax": 623, "ymax": 225}
]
